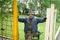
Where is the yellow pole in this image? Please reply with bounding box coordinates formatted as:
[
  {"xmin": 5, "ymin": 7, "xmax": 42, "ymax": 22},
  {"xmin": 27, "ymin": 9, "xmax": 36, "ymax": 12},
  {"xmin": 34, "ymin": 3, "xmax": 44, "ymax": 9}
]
[{"xmin": 13, "ymin": 0, "xmax": 18, "ymax": 40}]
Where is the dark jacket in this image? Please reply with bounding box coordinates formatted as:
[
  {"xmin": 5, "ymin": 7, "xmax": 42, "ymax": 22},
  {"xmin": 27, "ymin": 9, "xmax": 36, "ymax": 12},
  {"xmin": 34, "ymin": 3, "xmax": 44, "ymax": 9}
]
[{"xmin": 18, "ymin": 16, "xmax": 46, "ymax": 34}]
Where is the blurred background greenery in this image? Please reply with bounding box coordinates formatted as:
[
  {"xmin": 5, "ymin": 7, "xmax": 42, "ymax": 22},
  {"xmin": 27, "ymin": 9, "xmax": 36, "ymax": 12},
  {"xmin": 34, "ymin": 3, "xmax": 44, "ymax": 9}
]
[{"xmin": 0, "ymin": 0, "xmax": 60, "ymax": 40}]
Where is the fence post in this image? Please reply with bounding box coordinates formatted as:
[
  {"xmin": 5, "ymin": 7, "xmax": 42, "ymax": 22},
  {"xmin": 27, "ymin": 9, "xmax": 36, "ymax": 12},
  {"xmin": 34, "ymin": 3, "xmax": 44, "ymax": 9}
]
[
  {"xmin": 45, "ymin": 4, "xmax": 55, "ymax": 40},
  {"xmin": 13, "ymin": 0, "xmax": 18, "ymax": 40},
  {"xmin": 45, "ymin": 8, "xmax": 51, "ymax": 40}
]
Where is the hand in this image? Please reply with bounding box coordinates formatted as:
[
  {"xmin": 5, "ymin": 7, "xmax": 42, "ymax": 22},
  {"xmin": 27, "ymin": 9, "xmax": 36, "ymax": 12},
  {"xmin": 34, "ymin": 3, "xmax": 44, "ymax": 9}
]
[
  {"xmin": 44, "ymin": 17, "xmax": 47, "ymax": 20},
  {"xmin": 44, "ymin": 17, "xmax": 47, "ymax": 21}
]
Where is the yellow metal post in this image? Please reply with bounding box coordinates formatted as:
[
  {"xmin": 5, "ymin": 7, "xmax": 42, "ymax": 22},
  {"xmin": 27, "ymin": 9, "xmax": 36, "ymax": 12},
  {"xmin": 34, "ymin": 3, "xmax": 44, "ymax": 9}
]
[{"xmin": 13, "ymin": 0, "xmax": 18, "ymax": 40}]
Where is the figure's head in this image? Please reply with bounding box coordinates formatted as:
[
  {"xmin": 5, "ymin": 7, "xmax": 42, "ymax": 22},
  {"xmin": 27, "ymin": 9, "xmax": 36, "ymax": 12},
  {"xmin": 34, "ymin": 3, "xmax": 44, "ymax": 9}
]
[{"xmin": 28, "ymin": 11, "xmax": 34, "ymax": 19}]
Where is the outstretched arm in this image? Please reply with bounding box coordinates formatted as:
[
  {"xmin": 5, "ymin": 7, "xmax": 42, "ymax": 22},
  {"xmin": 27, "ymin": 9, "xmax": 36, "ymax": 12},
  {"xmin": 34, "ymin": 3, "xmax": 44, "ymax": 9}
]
[
  {"xmin": 18, "ymin": 17, "xmax": 26, "ymax": 22},
  {"xmin": 37, "ymin": 17, "xmax": 47, "ymax": 23},
  {"xmin": 18, "ymin": 16, "xmax": 26, "ymax": 22}
]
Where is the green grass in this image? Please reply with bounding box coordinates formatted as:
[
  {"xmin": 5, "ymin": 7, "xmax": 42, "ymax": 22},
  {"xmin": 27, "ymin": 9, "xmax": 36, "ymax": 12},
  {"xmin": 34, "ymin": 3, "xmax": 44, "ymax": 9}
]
[
  {"xmin": 0, "ymin": 15, "xmax": 60, "ymax": 40},
  {"xmin": 55, "ymin": 23, "xmax": 60, "ymax": 33}
]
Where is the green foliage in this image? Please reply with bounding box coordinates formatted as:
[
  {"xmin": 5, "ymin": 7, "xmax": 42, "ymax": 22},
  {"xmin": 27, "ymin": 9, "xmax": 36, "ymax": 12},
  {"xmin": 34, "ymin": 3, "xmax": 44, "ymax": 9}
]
[{"xmin": 0, "ymin": 0, "xmax": 12, "ymax": 20}]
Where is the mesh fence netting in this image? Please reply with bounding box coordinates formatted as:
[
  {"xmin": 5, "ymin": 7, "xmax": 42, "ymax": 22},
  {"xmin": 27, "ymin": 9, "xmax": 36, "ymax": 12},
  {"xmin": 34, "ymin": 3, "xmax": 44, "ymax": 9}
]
[{"xmin": 0, "ymin": 13, "xmax": 13, "ymax": 40}]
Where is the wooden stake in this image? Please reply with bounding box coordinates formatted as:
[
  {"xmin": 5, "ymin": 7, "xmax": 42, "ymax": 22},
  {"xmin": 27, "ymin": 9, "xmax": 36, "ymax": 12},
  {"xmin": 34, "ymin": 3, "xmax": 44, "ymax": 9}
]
[{"xmin": 13, "ymin": 0, "xmax": 18, "ymax": 40}]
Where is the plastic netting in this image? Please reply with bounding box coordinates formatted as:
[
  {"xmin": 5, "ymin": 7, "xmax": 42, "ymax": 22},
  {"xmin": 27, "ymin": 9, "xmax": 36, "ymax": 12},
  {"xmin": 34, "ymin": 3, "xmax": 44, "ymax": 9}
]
[{"xmin": 0, "ymin": 13, "xmax": 13, "ymax": 40}]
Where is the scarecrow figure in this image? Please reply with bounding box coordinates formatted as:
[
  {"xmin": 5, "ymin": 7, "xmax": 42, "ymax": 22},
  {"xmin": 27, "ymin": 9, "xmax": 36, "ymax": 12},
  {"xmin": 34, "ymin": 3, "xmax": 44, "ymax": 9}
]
[{"xmin": 18, "ymin": 11, "xmax": 46, "ymax": 40}]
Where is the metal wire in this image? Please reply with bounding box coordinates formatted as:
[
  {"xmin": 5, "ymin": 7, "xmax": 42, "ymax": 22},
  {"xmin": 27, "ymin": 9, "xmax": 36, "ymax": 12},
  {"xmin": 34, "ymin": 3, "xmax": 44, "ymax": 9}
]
[{"xmin": 0, "ymin": 13, "xmax": 13, "ymax": 40}]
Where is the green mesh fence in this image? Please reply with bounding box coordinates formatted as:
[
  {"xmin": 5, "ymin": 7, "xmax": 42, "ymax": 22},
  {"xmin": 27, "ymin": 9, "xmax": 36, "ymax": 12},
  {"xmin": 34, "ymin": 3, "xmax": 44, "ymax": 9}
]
[{"xmin": 0, "ymin": 13, "xmax": 13, "ymax": 40}]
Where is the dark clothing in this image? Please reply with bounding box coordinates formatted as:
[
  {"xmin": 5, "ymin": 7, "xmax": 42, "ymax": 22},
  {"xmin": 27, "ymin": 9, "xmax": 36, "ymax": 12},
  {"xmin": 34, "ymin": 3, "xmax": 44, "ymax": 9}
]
[
  {"xmin": 25, "ymin": 31, "xmax": 32, "ymax": 40},
  {"xmin": 27, "ymin": 19, "xmax": 32, "ymax": 31},
  {"xmin": 18, "ymin": 16, "xmax": 46, "ymax": 34}
]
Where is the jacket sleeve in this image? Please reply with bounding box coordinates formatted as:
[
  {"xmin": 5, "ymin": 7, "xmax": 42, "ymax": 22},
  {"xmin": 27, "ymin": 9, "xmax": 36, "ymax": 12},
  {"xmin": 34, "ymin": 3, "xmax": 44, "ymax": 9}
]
[
  {"xmin": 18, "ymin": 18, "xmax": 26, "ymax": 22},
  {"xmin": 36, "ymin": 17, "xmax": 46, "ymax": 23}
]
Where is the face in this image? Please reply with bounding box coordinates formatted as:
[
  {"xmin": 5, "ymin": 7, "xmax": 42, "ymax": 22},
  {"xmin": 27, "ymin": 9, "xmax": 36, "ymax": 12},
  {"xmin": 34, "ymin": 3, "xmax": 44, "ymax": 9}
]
[{"xmin": 29, "ymin": 14, "xmax": 33, "ymax": 19}]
